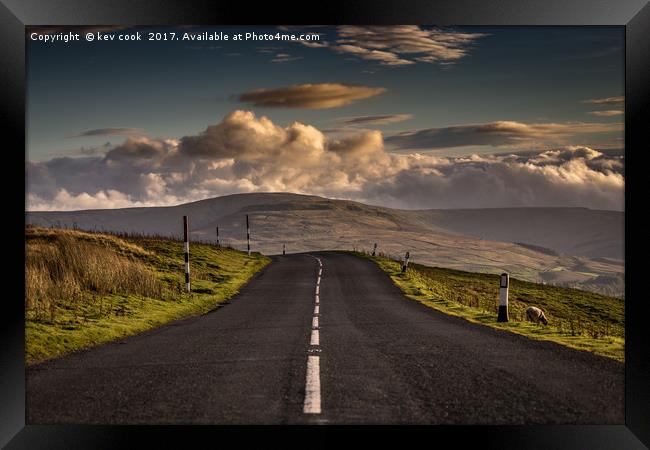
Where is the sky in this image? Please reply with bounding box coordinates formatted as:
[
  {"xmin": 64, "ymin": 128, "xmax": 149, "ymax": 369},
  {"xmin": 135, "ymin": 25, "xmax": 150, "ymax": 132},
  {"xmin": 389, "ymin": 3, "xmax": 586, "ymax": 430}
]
[{"xmin": 26, "ymin": 25, "xmax": 624, "ymax": 211}]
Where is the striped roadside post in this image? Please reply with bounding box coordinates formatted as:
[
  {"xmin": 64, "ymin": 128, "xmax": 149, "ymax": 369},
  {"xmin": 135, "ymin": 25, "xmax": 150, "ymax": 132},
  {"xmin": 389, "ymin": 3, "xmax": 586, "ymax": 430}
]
[
  {"xmin": 402, "ymin": 251, "xmax": 410, "ymax": 273},
  {"xmin": 183, "ymin": 215, "xmax": 190, "ymax": 293},
  {"xmin": 372, "ymin": 243, "xmax": 377, "ymax": 256},
  {"xmin": 246, "ymin": 214, "xmax": 251, "ymax": 256},
  {"xmin": 497, "ymin": 273, "xmax": 509, "ymax": 322},
  {"xmin": 216, "ymin": 226, "xmax": 220, "ymax": 247}
]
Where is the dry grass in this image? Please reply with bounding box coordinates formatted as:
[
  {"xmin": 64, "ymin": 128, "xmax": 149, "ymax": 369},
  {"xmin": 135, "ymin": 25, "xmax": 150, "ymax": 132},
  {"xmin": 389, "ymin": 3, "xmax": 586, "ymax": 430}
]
[{"xmin": 26, "ymin": 228, "xmax": 162, "ymax": 322}]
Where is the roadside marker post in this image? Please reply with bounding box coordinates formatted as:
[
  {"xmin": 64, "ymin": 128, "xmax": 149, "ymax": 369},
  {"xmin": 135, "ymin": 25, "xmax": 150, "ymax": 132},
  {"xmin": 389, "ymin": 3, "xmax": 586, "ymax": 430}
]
[
  {"xmin": 216, "ymin": 226, "xmax": 220, "ymax": 247},
  {"xmin": 246, "ymin": 214, "xmax": 251, "ymax": 256},
  {"xmin": 283, "ymin": 243, "xmax": 286, "ymax": 255},
  {"xmin": 402, "ymin": 251, "xmax": 410, "ymax": 273},
  {"xmin": 498, "ymin": 273, "xmax": 509, "ymax": 322},
  {"xmin": 372, "ymin": 243, "xmax": 377, "ymax": 256},
  {"xmin": 183, "ymin": 215, "xmax": 191, "ymax": 293}
]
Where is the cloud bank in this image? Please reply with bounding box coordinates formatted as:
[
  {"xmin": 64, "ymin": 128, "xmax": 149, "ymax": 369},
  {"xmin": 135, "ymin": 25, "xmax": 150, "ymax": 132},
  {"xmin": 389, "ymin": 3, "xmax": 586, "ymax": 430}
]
[
  {"xmin": 339, "ymin": 114, "xmax": 413, "ymax": 126},
  {"xmin": 238, "ymin": 83, "xmax": 386, "ymax": 109},
  {"xmin": 27, "ymin": 110, "xmax": 624, "ymax": 212},
  {"xmin": 386, "ymin": 121, "xmax": 622, "ymax": 150},
  {"xmin": 582, "ymin": 96, "xmax": 624, "ymax": 105},
  {"xmin": 587, "ymin": 110, "xmax": 623, "ymax": 117},
  {"xmin": 333, "ymin": 26, "xmax": 488, "ymax": 66},
  {"xmin": 72, "ymin": 128, "xmax": 144, "ymax": 138}
]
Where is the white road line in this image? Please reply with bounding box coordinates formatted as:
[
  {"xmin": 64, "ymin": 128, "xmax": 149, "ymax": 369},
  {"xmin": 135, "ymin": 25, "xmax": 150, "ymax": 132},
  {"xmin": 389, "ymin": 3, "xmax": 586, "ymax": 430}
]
[
  {"xmin": 303, "ymin": 355, "xmax": 321, "ymax": 414},
  {"xmin": 315, "ymin": 295, "xmax": 319, "ymax": 304},
  {"xmin": 317, "ymin": 276, "xmax": 321, "ymax": 285},
  {"xmin": 312, "ymin": 316, "xmax": 319, "ymax": 328},
  {"xmin": 315, "ymin": 285, "xmax": 320, "ymax": 295},
  {"xmin": 314, "ymin": 305, "xmax": 319, "ymax": 314},
  {"xmin": 318, "ymin": 269, "xmax": 322, "ymax": 276},
  {"xmin": 310, "ymin": 328, "xmax": 320, "ymax": 346}
]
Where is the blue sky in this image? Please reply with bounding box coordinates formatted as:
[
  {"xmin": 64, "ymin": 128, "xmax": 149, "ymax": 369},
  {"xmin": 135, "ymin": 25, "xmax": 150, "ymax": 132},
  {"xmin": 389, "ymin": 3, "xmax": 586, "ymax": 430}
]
[
  {"xmin": 27, "ymin": 26, "xmax": 623, "ymax": 160},
  {"xmin": 26, "ymin": 26, "xmax": 625, "ymax": 211}
]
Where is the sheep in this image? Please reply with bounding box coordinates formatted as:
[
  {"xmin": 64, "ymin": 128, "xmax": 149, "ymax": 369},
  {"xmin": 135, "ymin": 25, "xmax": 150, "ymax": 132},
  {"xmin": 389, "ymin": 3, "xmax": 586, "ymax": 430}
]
[{"xmin": 526, "ymin": 306, "xmax": 548, "ymax": 325}]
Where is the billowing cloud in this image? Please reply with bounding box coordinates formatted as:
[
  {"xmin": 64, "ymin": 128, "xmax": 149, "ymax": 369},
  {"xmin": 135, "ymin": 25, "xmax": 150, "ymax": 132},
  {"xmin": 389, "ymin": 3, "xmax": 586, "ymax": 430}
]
[
  {"xmin": 333, "ymin": 26, "xmax": 488, "ymax": 66},
  {"xmin": 28, "ymin": 111, "xmax": 624, "ymax": 212},
  {"xmin": 339, "ymin": 114, "xmax": 413, "ymax": 126},
  {"xmin": 72, "ymin": 128, "xmax": 144, "ymax": 138},
  {"xmin": 587, "ymin": 110, "xmax": 623, "ymax": 117},
  {"xmin": 386, "ymin": 121, "xmax": 623, "ymax": 150},
  {"xmin": 238, "ymin": 83, "xmax": 386, "ymax": 109},
  {"xmin": 582, "ymin": 96, "xmax": 624, "ymax": 105}
]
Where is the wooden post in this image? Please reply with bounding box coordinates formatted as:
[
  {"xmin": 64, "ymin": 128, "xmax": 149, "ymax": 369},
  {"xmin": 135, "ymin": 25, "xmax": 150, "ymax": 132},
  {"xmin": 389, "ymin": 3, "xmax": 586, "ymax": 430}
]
[
  {"xmin": 216, "ymin": 226, "xmax": 220, "ymax": 247},
  {"xmin": 246, "ymin": 214, "xmax": 251, "ymax": 256},
  {"xmin": 372, "ymin": 243, "xmax": 377, "ymax": 256},
  {"xmin": 183, "ymin": 216, "xmax": 190, "ymax": 293},
  {"xmin": 283, "ymin": 243, "xmax": 286, "ymax": 255},
  {"xmin": 402, "ymin": 251, "xmax": 410, "ymax": 273},
  {"xmin": 497, "ymin": 273, "xmax": 509, "ymax": 322}
]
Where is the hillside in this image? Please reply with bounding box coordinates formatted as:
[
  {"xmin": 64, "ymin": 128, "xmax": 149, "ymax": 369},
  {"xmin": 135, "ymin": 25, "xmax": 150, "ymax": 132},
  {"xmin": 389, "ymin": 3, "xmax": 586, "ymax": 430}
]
[
  {"xmin": 25, "ymin": 226, "xmax": 270, "ymax": 364},
  {"xmin": 362, "ymin": 252, "xmax": 624, "ymax": 361},
  {"xmin": 26, "ymin": 193, "xmax": 624, "ymax": 297}
]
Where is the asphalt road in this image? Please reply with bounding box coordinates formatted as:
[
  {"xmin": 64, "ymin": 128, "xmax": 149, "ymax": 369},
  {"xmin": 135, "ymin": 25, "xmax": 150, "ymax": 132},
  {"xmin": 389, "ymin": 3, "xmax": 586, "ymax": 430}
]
[{"xmin": 26, "ymin": 251, "xmax": 624, "ymax": 424}]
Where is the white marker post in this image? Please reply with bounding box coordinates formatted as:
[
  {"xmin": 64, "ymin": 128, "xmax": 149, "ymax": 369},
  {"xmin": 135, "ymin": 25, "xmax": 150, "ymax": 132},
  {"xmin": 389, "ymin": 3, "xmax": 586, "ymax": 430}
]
[
  {"xmin": 183, "ymin": 215, "xmax": 190, "ymax": 293},
  {"xmin": 402, "ymin": 251, "xmax": 410, "ymax": 273},
  {"xmin": 372, "ymin": 243, "xmax": 377, "ymax": 256},
  {"xmin": 498, "ymin": 272, "xmax": 509, "ymax": 322},
  {"xmin": 246, "ymin": 214, "xmax": 251, "ymax": 256}
]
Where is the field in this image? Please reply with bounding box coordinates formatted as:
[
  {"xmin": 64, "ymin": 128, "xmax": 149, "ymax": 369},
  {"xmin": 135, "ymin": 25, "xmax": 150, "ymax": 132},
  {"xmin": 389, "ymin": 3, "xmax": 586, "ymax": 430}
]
[
  {"xmin": 26, "ymin": 193, "xmax": 624, "ymax": 297},
  {"xmin": 359, "ymin": 252, "xmax": 624, "ymax": 361},
  {"xmin": 25, "ymin": 226, "xmax": 270, "ymax": 365}
]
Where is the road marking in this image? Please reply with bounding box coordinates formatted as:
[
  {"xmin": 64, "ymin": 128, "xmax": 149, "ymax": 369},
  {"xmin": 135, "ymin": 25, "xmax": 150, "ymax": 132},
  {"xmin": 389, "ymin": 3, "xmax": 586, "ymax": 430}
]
[
  {"xmin": 305, "ymin": 254, "xmax": 323, "ymax": 416},
  {"xmin": 310, "ymin": 328, "xmax": 320, "ymax": 346},
  {"xmin": 303, "ymin": 355, "xmax": 321, "ymax": 414}
]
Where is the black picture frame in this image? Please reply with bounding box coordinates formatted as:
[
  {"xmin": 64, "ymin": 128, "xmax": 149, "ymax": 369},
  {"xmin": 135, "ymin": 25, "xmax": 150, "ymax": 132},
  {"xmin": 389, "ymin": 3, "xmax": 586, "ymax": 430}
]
[{"xmin": 3, "ymin": 1, "xmax": 649, "ymax": 448}]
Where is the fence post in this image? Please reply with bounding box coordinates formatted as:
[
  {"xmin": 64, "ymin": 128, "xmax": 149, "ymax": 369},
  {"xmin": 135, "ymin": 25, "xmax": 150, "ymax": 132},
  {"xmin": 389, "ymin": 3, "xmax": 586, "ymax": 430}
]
[
  {"xmin": 372, "ymin": 243, "xmax": 377, "ymax": 256},
  {"xmin": 402, "ymin": 251, "xmax": 410, "ymax": 273},
  {"xmin": 216, "ymin": 226, "xmax": 220, "ymax": 247},
  {"xmin": 246, "ymin": 214, "xmax": 251, "ymax": 256},
  {"xmin": 497, "ymin": 273, "xmax": 509, "ymax": 322},
  {"xmin": 283, "ymin": 243, "xmax": 286, "ymax": 255},
  {"xmin": 183, "ymin": 215, "xmax": 190, "ymax": 293}
]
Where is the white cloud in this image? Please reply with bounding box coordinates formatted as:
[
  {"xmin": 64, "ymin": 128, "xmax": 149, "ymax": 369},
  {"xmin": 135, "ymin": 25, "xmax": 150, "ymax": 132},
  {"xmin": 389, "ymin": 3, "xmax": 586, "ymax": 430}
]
[
  {"xmin": 27, "ymin": 111, "xmax": 624, "ymax": 212},
  {"xmin": 582, "ymin": 96, "xmax": 624, "ymax": 105},
  {"xmin": 386, "ymin": 120, "xmax": 623, "ymax": 150},
  {"xmin": 587, "ymin": 110, "xmax": 623, "ymax": 117},
  {"xmin": 238, "ymin": 83, "xmax": 386, "ymax": 109},
  {"xmin": 332, "ymin": 25, "xmax": 488, "ymax": 66},
  {"xmin": 338, "ymin": 114, "xmax": 414, "ymax": 126}
]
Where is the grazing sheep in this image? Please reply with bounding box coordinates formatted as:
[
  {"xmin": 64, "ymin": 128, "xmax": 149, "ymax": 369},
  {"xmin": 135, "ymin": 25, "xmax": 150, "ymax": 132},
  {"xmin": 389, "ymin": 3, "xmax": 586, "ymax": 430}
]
[{"xmin": 526, "ymin": 306, "xmax": 548, "ymax": 325}]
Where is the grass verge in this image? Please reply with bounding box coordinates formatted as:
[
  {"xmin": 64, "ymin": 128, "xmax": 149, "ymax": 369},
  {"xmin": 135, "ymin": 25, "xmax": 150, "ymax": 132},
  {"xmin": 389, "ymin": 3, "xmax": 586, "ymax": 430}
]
[
  {"xmin": 26, "ymin": 227, "xmax": 270, "ymax": 365},
  {"xmin": 354, "ymin": 252, "xmax": 624, "ymax": 362}
]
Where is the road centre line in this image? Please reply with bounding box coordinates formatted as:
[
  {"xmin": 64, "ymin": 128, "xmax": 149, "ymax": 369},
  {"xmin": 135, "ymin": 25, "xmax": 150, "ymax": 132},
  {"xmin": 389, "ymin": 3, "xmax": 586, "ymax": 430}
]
[{"xmin": 303, "ymin": 355, "xmax": 321, "ymax": 414}]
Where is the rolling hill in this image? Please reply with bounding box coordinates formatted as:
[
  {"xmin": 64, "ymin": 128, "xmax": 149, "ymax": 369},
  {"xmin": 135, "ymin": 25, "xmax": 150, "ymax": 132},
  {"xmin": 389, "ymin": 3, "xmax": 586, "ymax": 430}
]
[{"xmin": 26, "ymin": 193, "xmax": 624, "ymax": 297}]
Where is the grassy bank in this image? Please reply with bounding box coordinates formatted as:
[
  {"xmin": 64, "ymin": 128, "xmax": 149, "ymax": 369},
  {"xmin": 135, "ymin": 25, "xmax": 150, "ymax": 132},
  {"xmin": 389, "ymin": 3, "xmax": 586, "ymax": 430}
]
[
  {"xmin": 356, "ymin": 252, "xmax": 624, "ymax": 362},
  {"xmin": 25, "ymin": 227, "xmax": 270, "ymax": 365}
]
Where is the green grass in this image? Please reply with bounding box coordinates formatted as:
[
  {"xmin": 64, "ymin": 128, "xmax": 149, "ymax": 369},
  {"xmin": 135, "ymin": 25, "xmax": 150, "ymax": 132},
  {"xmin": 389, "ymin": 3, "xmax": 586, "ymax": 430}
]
[
  {"xmin": 355, "ymin": 252, "xmax": 624, "ymax": 362},
  {"xmin": 25, "ymin": 228, "xmax": 270, "ymax": 365}
]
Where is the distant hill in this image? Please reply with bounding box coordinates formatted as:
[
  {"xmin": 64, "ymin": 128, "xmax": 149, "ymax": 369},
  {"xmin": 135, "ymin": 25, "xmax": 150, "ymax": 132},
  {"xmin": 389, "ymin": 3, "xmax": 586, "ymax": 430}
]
[
  {"xmin": 26, "ymin": 193, "xmax": 624, "ymax": 297},
  {"xmin": 412, "ymin": 207, "xmax": 623, "ymax": 260}
]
